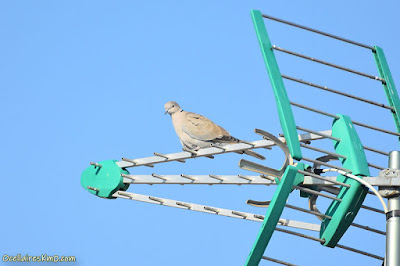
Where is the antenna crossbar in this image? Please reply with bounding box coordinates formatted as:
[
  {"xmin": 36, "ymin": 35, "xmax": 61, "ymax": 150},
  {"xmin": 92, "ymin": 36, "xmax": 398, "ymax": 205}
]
[
  {"xmin": 113, "ymin": 191, "xmax": 320, "ymax": 232},
  {"xmin": 117, "ymin": 131, "xmax": 328, "ymax": 169}
]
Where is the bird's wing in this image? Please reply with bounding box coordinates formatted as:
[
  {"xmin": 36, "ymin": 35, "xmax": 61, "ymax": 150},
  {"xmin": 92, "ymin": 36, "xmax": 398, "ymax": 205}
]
[{"xmin": 182, "ymin": 112, "xmax": 230, "ymax": 141}]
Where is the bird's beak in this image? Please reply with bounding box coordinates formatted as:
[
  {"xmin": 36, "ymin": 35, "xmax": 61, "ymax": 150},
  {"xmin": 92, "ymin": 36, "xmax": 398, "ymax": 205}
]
[{"xmin": 165, "ymin": 110, "xmax": 168, "ymax": 115}]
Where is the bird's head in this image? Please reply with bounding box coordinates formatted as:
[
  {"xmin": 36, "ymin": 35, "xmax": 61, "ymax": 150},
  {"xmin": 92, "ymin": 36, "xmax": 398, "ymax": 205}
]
[{"xmin": 164, "ymin": 101, "xmax": 182, "ymax": 115}]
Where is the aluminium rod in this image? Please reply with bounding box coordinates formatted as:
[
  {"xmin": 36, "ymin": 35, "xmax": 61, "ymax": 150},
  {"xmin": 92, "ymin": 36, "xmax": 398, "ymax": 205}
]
[
  {"xmin": 273, "ymin": 46, "xmax": 385, "ymax": 83},
  {"xmin": 122, "ymin": 174, "xmax": 274, "ymax": 185},
  {"xmin": 122, "ymin": 173, "xmax": 394, "ymax": 189},
  {"xmin": 261, "ymin": 256, "xmax": 297, "ymax": 266},
  {"xmin": 336, "ymin": 243, "xmax": 384, "ymax": 261},
  {"xmin": 282, "ymin": 74, "xmax": 393, "ymax": 110},
  {"xmin": 301, "ymin": 157, "xmax": 352, "ymax": 173},
  {"xmin": 363, "ymin": 145, "xmax": 389, "ymax": 156},
  {"xmin": 114, "ymin": 191, "xmax": 320, "ymax": 231},
  {"xmin": 292, "ymin": 185, "xmax": 342, "ymax": 202},
  {"xmin": 368, "ymin": 163, "xmax": 385, "ymax": 170},
  {"xmin": 260, "ymin": 201, "xmax": 385, "ymax": 235},
  {"xmin": 300, "ymin": 143, "xmax": 347, "ymax": 159},
  {"xmin": 351, "ymin": 120, "xmax": 400, "ymax": 137},
  {"xmin": 261, "ymin": 13, "xmax": 375, "ymax": 50},
  {"xmin": 275, "ymin": 227, "xmax": 384, "ymax": 261},
  {"xmin": 322, "ymin": 168, "xmax": 388, "ymax": 213},
  {"xmin": 123, "ymin": 174, "xmax": 392, "ymax": 186},
  {"xmin": 255, "ymin": 201, "xmax": 385, "ymax": 235},
  {"xmin": 247, "ymin": 200, "xmax": 332, "ymax": 220},
  {"xmin": 351, "ymin": 223, "xmax": 386, "ymax": 236},
  {"xmin": 297, "ymin": 169, "xmax": 350, "ymax": 187},
  {"xmin": 154, "ymin": 152, "xmax": 185, "ymax": 163},
  {"xmin": 321, "ymin": 187, "xmax": 385, "ymax": 214},
  {"xmin": 296, "ymin": 126, "xmax": 340, "ymax": 141},
  {"xmin": 291, "ymin": 101, "xmax": 339, "ymax": 119},
  {"xmin": 284, "ymin": 203, "xmax": 330, "ymax": 220},
  {"xmin": 249, "ymin": 174, "xmax": 341, "ymax": 201},
  {"xmin": 255, "ymin": 174, "xmax": 343, "ymax": 201},
  {"xmin": 291, "ymin": 102, "xmax": 400, "ymax": 137},
  {"xmin": 90, "ymin": 162, "xmax": 102, "ymax": 168},
  {"xmin": 275, "ymin": 227, "xmax": 325, "ymax": 243},
  {"xmin": 117, "ymin": 131, "xmax": 330, "ymax": 169},
  {"xmin": 321, "ymin": 185, "xmax": 375, "ymax": 196}
]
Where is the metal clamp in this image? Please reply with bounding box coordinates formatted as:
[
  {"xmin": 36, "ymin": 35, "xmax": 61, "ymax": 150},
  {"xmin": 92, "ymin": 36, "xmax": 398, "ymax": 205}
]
[
  {"xmin": 239, "ymin": 129, "xmax": 293, "ymax": 179},
  {"xmin": 386, "ymin": 210, "xmax": 400, "ymax": 220}
]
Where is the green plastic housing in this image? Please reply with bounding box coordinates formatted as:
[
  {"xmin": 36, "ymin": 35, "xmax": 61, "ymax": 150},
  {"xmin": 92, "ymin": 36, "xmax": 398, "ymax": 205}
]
[
  {"xmin": 81, "ymin": 160, "xmax": 130, "ymax": 199},
  {"xmin": 373, "ymin": 45, "xmax": 400, "ymax": 135},
  {"xmin": 320, "ymin": 115, "xmax": 370, "ymax": 247},
  {"xmin": 251, "ymin": 10, "xmax": 302, "ymax": 160}
]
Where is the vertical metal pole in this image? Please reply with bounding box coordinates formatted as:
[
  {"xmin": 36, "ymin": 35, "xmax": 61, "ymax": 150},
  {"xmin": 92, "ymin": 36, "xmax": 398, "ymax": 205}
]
[{"xmin": 386, "ymin": 151, "xmax": 400, "ymax": 266}]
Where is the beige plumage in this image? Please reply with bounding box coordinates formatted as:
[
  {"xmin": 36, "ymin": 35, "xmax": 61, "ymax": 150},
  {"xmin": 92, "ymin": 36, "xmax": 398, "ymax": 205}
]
[{"xmin": 164, "ymin": 101, "xmax": 265, "ymax": 160}]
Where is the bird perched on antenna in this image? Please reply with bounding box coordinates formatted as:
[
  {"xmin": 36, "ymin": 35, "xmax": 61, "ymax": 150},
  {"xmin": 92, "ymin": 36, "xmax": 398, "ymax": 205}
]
[{"xmin": 164, "ymin": 101, "xmax": 265, "ymax": 160}]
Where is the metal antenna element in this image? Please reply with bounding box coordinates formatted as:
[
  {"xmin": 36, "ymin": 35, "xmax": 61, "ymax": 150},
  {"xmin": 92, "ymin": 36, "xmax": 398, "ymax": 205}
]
[
  {"xmin": 237, "ymin": 175, "xmax": 253, "ymax": 182},
  {"xmin": 261, "ymin": 13, "xmax": 375, "ymax": 50},
  {"xmin": 122, "ymin": 173, "xmax": 394, "ymax": 187},
  {"xmin": 176, "ymin": 202, "xmax": 191, "ymax": 209},
  {"xmin": 121, "ymin": 173, "xmax": 135, "ymax": 181},
  {"xmin": 90, "ymin": 162, "xmax": 102, "ymax": 168},
  {"xmin": 87, "ymin": 186, "xmax": 99, "ymax": 192},
  {"xmin": 273, "ymin": 46, "xmax": 385, "ymax": 83},
  {"xmin": 319, "ymin": 186, "xmax": 386, "ymax": 215},
  {"xmin": 232, "ymin": 211, "xmax": 248, "ymax": 219},
  {"xmin": 291, "ymin": 102, "xmax": 400, "ymax": 137},
  {"xmin": 300, "ymin": 143, "xmax": 347, "ymax": 159},
  {"xmin": 275, "ymin": 227, "xmax": 384, "ymax": 261},
  {"xmin": 321, "ymin": 168, "xmax": 388, "ymax": 213},
  {"xmin": 297, "ymin": 127, "xmax": 340, "ymax": 141},
  {"xmin": 363, "ymin": 145, "xmax": 389, "ymax": 156},
  {"xmin": 293, "ymin": 185, "xmax": 342, "ymax": 202},
  {"xmin": 252, "ymin": 172, "xmax": 343, "ymax": 202},
  {"xmin": 122, "ymin": 174, "xmax": 273, "ymax": 185},
  {"xmin": 249, "ymin": 200, "xmax": 385, "ymax": 236},
  {"xmin": 369, "ymin": 163, "xmax": 385, "ymax": 170},
  {"xmin": 208, "ymin": 175, "xmax": 224, "ymax": 182},
  {"xmin": 297, "ymin": 169, "xmax": 350, "ymax": 188},
  {"xmin": 151, "ymin": 173, "xmax": 167, "ymax": 181},
  {"xmin": 261, "ymin": 256, "xmax": 297, "ymax": 266},
  {"xmin": 117, "ymin": 130, "xmax": 327, "ymax": 169},
  {"xmin": 361, "ymin": 204, "xmax": 386, "ymax": 215},
  {"xmin": 180, "ymin": 174, "xmax": 196, "ymax": 181},
  {"xmin": 301, "ymin": 157, "xmax": 352, "ymax": 173},
  {"xmin": 239, "ymin": 129, "xmax": 293, "ymax": 179},
  {"xmin": 283, "ymin": 75, "xmax": 393, "ymax": 110},
  {"xmin": 114, "ymin": 191, "xmax": 320, "ymax": 231},
  {"xmin": 153, "ymin": 152, "xmax": 185, "ymax": 163}
]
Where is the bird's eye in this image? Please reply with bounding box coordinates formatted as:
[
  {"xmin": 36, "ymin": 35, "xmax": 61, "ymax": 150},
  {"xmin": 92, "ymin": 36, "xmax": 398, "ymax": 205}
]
[{"xmin": 172, "ymin": 105, "xmax": 175, "ymax": 107}]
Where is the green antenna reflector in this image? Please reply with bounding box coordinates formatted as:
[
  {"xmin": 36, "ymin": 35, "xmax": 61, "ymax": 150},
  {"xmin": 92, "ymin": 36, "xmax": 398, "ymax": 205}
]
[
  {"xmin": 373, "ymin": 46, "xmax": 400, "ymax": 135},
  {"xmin": 251, "ymin": 9, "xmax": 302, "ymax": 160}
]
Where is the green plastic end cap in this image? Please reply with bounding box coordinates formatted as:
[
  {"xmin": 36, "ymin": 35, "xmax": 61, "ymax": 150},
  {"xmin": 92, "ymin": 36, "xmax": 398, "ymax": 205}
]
[{"xmin": 81, "ymin": 160, "xmax": 130, "ymax": 199}]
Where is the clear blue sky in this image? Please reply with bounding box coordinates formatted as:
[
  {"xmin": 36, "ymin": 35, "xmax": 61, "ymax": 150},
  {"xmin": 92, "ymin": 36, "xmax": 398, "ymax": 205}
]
[{"xmin": 1, "ymin": 1, "xmax": 399, "ymax": 265}]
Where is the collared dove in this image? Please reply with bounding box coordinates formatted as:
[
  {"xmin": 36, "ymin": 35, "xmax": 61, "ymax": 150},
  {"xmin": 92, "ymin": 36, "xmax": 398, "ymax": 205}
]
[{"xmin": 164, "ymin": 101, "xmax": 265, "ymax": 160}]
